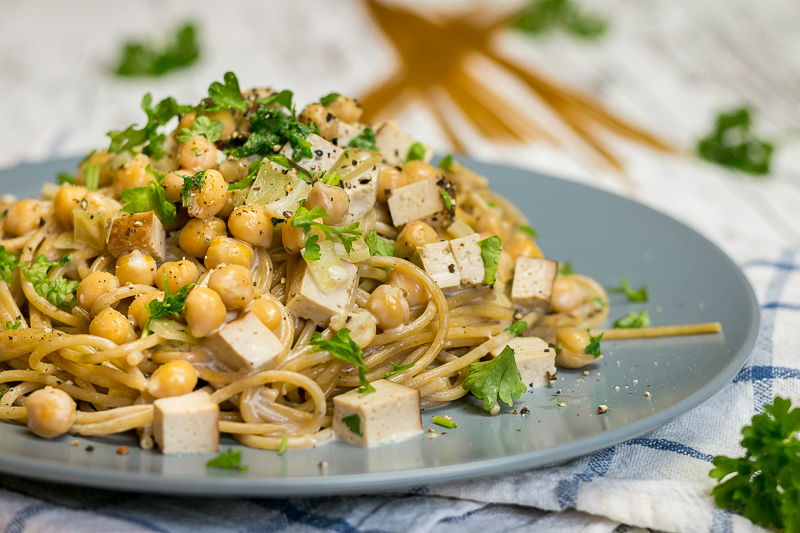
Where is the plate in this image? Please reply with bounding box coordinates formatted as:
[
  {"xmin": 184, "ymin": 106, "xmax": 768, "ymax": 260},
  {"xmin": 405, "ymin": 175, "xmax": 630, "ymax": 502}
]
[{"xmin": 0, "ymin": 157, "xmax": 758, "ymax": 496}]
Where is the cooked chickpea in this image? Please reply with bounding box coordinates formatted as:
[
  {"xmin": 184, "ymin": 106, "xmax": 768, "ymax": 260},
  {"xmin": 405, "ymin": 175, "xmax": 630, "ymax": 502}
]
[
  {"xmin": 187, "ymin": 169, "xmax": 227, "ymax": 219},
  {"xmin": 217, "ymin": 157, "xmax": 249, "ymax": 183},
  {"xmin": 114, "ymin": 154, "xmax": 152, "ymax": 198},
  {"xmin": 228, "ymin": 206, "xmax": 273, "ymax": 248},
  {"xmin": 77, "ymin": 271, "xmax": 119, "ymax": 311},
  {"xmin": 128, "ymin": 291, "xmax": 164, "ymax": 330},
  {"xmin": 148, "ymin": 360, "xmax": 198, "ymax": 399},
  {"xmin": 79, "ymin": 191, "xmax": 116, "ymax": 221},
  {"xmin": 330, "ymin": 311, "xmax": 376, "ymax": 348},
  {"xmin": 367, "ymin": 285, "xmax": 410, "ymax": 330},
  {"xmin": 506, "ymin": 234, "xmax": 543, "ymax": 260},
  {"xmin": 26, "ymin": 388, "xmax": 76, "ymax": 439},
  {"xmin": 115, "ymin": 250, "xmax": 157, "ymax": 286},
  {"xmin": 282, "ymin": 215, "xmax": 324, "ymax": 255},
  {"xmin": 205, "ymin": 110, "xmax": 237, "ymax": 142},
  {"xmin": 90, "ymin": 308, "xmax": 135, "ymax": 345},
  {"xmin": 179, "ymin": 216, "xmax": 227, "ymax": 258},
  {"xmin": 155, "ymin": 260, "xmax": 200, "ymax": 294},
  {"xmin": 184, "ymin": 287, "xmax": 226, "ymax": 337},
  {"xmin": 53, "ymin": 185, "xmax": 87, "ymax": 227},
  {"xmin": 204, "ymin": 236, "xmax": 254, "ymax": 270},
  {"xmin": 299, "ymin": 103, "xmax": 335, "ymax": 138},
  {"xmin": 376, "ymin": 165, "xmax": 409, "ymax": 203},
  {"xmin": 245, "ymin": 298, "xmax": 283, "ymax": 331},
  {"xmin": 551, "ymin": 276, "xmax": 586, "ymax": 314},
  {"xmin": 327, "ymin": 95, "xmax": 363, "ymax": 123},
  {"xmin": 208, "ymin": 264, "xmax": 254, "ymax": 310},
  {"xmin": 394, "ymin": 221, "xmax": 439, "ymax": 258},
  {"xmin": 216, "ymin": 190, "xmax": 239, "ymax": 219},
  {"xmin": 555, "ymin": 327, "xmax": 599, "ymax": 368},
  {"xmin": 162, "ymin": 171, "xmax": 185, "ymax": 203},
  {"xmin": 82, "ymin": 149, "xmax": 114, "ymax": 187},
  {"xmin": 305, "ymin": 182, "xmax": 350, "ymax": 225},
  {"xmin": 5, "ymin": 199, "xmax": 44, "ymax": 236},
  {"xmin": 402, "ymin": 160, "xmax": 439, "ymax": 183},
  {"xmin": 175, "ymin": 112, "xmax": 196, "ymax": 136},
  {"xmin": 476, "ymin": 212, "xmax": 510, "ymax": 242},
  {"xmin": 388, "ymin": 270, "xmax": 429, "ymax": 307},
  {"xmin": 177, "ymin": 136, "xmax": 218, "ymax": 173}
]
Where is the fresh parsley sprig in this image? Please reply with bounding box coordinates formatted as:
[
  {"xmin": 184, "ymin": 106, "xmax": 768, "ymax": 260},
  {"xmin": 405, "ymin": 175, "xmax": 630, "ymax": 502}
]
[
  {"xmin": 439, "ymin": 154, "xmax": 454, "ymax": 171},
  {"xmin": 142, "ymin": 272, "xmax": 196, "ymax": 336},
  {"xmin": 698, "ymin": 107, "xmax": 773, "ymax": 176},
  {"xmin": 405, "ymin": 142, "xmax": 426, "ymax": 163},
  {"xmin": 462, "ymin": 346, "xmax": 527, "ymax": 411},
  {"xmin": 584, "ymin": 330, "xmax": 603, "ymax": 358},
  {"xmin": 519, "ymin": 225, "xmax": 538, "ymax": 239},
  {"xmin": 348, "ymin": 128, "xmax": 378, "ymax": 151},
  {"xmin": 310, "ymin": 328, "xmax": 374, "ymax": 393},
  {"xmin": 477, "ymin": 235, "xmax": 502, "ymax": 285},
  {"xmin": 227, "ymin": 157, "xmax": 265, "ymax": 191},
  {"xmin": 114, "ymin": 23, "xmax": 200, "ymax": 78},
  {"xmin": 179, "ymin": 171, "xmax": 207, "ymax": 207},
  {"xmin": 177, "ymin": 115, "xmax": 223, "ymax": 144},
  {"xmin": 342, "ymin": 414, "xmax": 362, "ymax": 436},
  {"xmin": 5, "ymin": 320, "xmax": 21, "ymax": 330},
  {"xmin": 607, "ymin": 277, "xmax": 648, "ymax": 302},
  {"xmin": 365, "ymin": 230, "xmax": 394, "ymax": 258},
  {"xmin": 0, "ymin": 246, "xmax": 21, "ymax": 284},
  {"xmin": 505, "ymin": 321, "xmax": 528, "ymax": 336},
  {"xmin": 384, "ymin": 362, "xmax": 414, "ymax": 379},
  {"xmin": 206, "ymin": 448, "xmax": 247, "ymax": 471},
  {"xmin": 613, "ymin": 310, "xmax": 650, "ymax": 329},
  {"xmin": 22, "ymin": 255, "xmax": 78, "ymax": 307},
  {"xmin": 120, "ymin": 181, "xmax": 176, "ymax": 226},
  {"xmin": 207, "ymin": 72, "xmax": 247, "ymax": 114},
  {"xmin": 513, "ymin": 0, "xmax": 608, "ymax": 39},
  {"xmin": 107, "ymin": 93, "xmax": 191, "ymax": 160},
  {"xmin": 319, "ymin": 92, "xmax": 341, "ymax": 107},
  {"xmin": 558, "ymin": 262, "xmax": 576, "ymax": 275},
  {"xmin": 291, "ymin": 204, "xmax": 363, "ymax": 255}
]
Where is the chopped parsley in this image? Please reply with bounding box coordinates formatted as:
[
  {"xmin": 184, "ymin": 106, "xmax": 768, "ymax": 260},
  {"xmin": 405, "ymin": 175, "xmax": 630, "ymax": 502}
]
[
  {"xmin": 607, "ymin": 277, "xmax": 648, "ymax": 302},
  {"xmin": 179, "ymin": 171, "xmax": 207, "ymax": 207},
  {"xmin": 384, "ymin": 362, "xmax": 414, "ymax": 379},
  {"xmin": 405, "ymin": 142, "xmax": 426, "ymax": 163},
  {"xmin": 698, "ymin": 107, "xmax": 773, "ymax": 175},
  {"xmin": 227, "ymin": 157, "xmax": 265, "ymax": 191},
  {"xmin": 438, "ymin": 154, "xmax": 454, "ymax": 171},
  {"xmin": 258, "ymin": 89, "xmax": 294, "ymax": 111},
  {"xmin": 83, "ymin": 164, "xmax": 100, "ymax": 191},
  {"xmin": 291, "ymin": 204, "xmax": 363, "ymax": 255},
  {"xmin": 228, "ymin": 103, "xmax": 317, "ymax": 160},
  {"xmin": 207, "ymin": 71, "xmax": 247, "ymax": 114},
  {"xmin": 558, "ymin": 262, "xmax": 576, "ymax": 275},
  {"xmin": 5, "ymin": 321, "xmax": 21, "ymax": 330},
  {"xmin": 310, "ymin": 328, "xmax": 374, "ymax": 393},
  {"xmin": 440, "ymin": 189, "xmax": 453, "ymax": 210},
  {"xmin": 584, "ymin": 330, "xmax": 603, "ymax": 358},
  {"xmin": 462, "ymin": 345, "xmax": 527, "ymax": 411},
  {"xmin": 348, "ymin": 127, "xmax": 378, "ymax": 151},
  {"xmin": 145, "ymin": 164, "xmax": 165, "ymax": 183},
  {"xmin": 120, "ymin": 181, "xmax": 176, "ymax": 226},
  {"xmin": 301, "ymin": 234, "xmax": 321, "ymax": 262},
  {"xmin": 613, "ymin": 310, "xmax": 651, "ymax": 329},
  {"xmin": 341, "ymin": 414, "xmax": 362, "ymax": 436},
  {"xmin": 592, "ymin": 297, "xmax": 606, "ymax": 309},
  {"xmin": 0, "ymin": 246, "xmax": 22, "ymax": 284},
  {"xmin": 319, "ymin": 92, "xmax": 341, "ymax": 107},
  {"xmin": 476, "ymin": 235, "xmax": 502, "ymax": 285},
  {"xmin": 505, "ymin": 321, "xmax": 528, "ymax": 336},
  {"xmin": 142, "ymin": 272, "xmax": 195, "ymax": 336},
  {"xmin": 22, "ymin": 255, "xmax": 78, "ymax": 308},
  {"xmin": 177, "ymin": 115, "xmax": 223, "ymax": 144},
  {"xmin": 513, "ymin": 0, "xmax": 608, "ymax": 39},
  {"xmin": 519, "ymin": 225, "xmax": 538, "ymax": 239},
  {"xmin": 107, "ymin": 93, "xmax": 191, "ymax": 160},
  {"xmin": 206, "ymin": 448, "xmax": 247, "ymax": 471},
  {"xmin": 432, "ymin": 416, "xmax": 457, "ymax": 429},
  {"xmin": 365, "ymin": 230, "xmax": 395, "ymax": 258},
  {"xmin": 277, "ymin": 435, "xmax": 289, "ymax": 456},
  {"xmin": 114, "ymin": 23, "xmax": 200, "ymax": 78},
  {"xmin": 321, "ymin": 171, "xmax": 342, "ymax": 186}
]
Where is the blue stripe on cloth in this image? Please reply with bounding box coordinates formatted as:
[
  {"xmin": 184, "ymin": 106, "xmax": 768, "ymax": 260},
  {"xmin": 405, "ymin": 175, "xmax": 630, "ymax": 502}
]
[
  {"xmin": 761, "ymin": 302, "xmax": 800, "ymax": 311},
  {"xmin": 624, "ymin": 438, "xmax": 713, "ymax": 463},
  {"xmin": 246, "ymin": 500, "xmax": 391, "ymax": 533},
  {"xmin": 556, "ymin": 447, "xmax": 616, "ymax": 509},
  {"xmin": 5, "ymin": 503, "xmax": 57, "ymax": 533},
  {"xmin": 740, "ymin": 259, "xmax": 800, "ymax": 271},
  {"xmin": 710, "ymin": 509, "xmax": 733, "ymax": 533},
  {"xmin": 733, "ymin": 365, "xmax": 800, "ymax": 383}
]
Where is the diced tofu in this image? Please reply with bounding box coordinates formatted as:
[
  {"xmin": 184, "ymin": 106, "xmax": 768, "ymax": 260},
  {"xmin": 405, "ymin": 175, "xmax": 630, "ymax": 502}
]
[
  {"xmin": 327, "ymin": 120, "xmax": 362, "ymax": 147},
  {"xmin": 280, "ymin": 133, "xmax": 344, "ymax": 175},
  {"xmin": 333, "ymin": 379, "xmax": 422, "ymax": 447},
  {"xmin": 153, "ymin": 391, "xmax": 219, "ymax": 455},
  {"xmin": 343, "ymin": 166, "xmax": 377, "ymax": 219},
  {"xmin": 511, "ymin": 257, "xmax": 557, "ymax": 312},
  {"xmin": 202, "ymin": 313, "xmax": 284, "ymax": 372},
  {"xmin": 449, "ymin": 233, "xmax": 484, "ymax": 286},
  {"xmin": 491, "ymin": 337, "xmax": 556, "ymax": 388},
  {"xmin": 373, "ymin": 120, "xmax": 434, "ymax": 166},
  {"xmin": 286, "ymin": 258, "xmax": 358, "ymax": 327},
  {"xmin": 106, "ymin": 211, "xmax": 166, "ymax": 261},
  {"xmin": 418, "ymin": 240, "xmax": 461, "ymax": 290},
  {"xmin": 387, "ymin": 179, "xmax": 446, "ymax": 227}
]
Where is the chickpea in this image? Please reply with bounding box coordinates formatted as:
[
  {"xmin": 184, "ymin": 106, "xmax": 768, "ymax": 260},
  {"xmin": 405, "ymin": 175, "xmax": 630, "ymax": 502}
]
[
  {"xmin": 394, "ymin": 221, "xmax": 438, "ymax": 258},
  {"xmin": 476, "ymin": 212, "xmax": 510, "ymax": 242},
  {"xmin": 53, "ymin": 185, "xmax": 87, "ymax": 227},
  {"xmin": 90, "ymin": 308, "xmax": 135, "ymax": 345},
  {"xmin": 82, "ymin": 150, "xmax": 114, "ymax": 187},
  {"xmin": 327, "ymin": 95, "xmax": 363, "ymax": 123},
  {"xmin": 555, "ymin": 327, "xmax": 600, "ymax": 368},
  {"xmin": 388, "ymin": 270, "xmax": 429, "ymax": 307},
  {"xmin": 155, "ymin": 260, "xmax": 200, "ymax": 294},
  {"xmin": 208, "ymin": 264, "xmax": 254, "ymax": 310},
  {"xmin": 305, "ymin": 182, "xmax": 350, "ymax": 225},
  {"xmin": 281, "ymin": 215, "xmax": 324, "ymax": 255},
  {"xmin": 177, "ymin": 136, "xmax": 218, "ymax": 173},
  {"xmin": 5, "ymin": 199, "xmax": 44, "ymax": 236},
  {"xmin": 228, "ymin": 206, "xmax": 273, "ymax": 248},
  {"xmin": 184, "ymin": 287, "xmax": 226, "ymax": 337},
  {"xmin": 79, "ymin": 192, "xmax": 116, "ymax": 221},
  {"xmin": 175, "ymin": 112, "xmax": 196, "ymax": 136},
  {"xmin": 205, "ymin": 110, "xmax": 237, "ymax": 142},
  {"xmin": 216, "ymin": 190, "xmax": 239, "ymax": 219},
  {"xmin": 402, "ymin": 160, "xmax": 439, "ymax": 183},
  {"xmin": 204, "ymin": 236, "xmax": 254, "ymax": 270},
  {"xmin": 506, "ymin": 234, "xmax": 543, "ymax": 260},
  {"xmin": 77, "ymin": 271, "xmax": 119, "ymax": 311},
  {"xmin": 179, "ymin": 216, "xmax": 227, "ymax": 258},
  {"xmin": 330, "ymin": 311, "xmax": 376, "ymax": 349},
  {"xmin": 128, "ymin": 291, "xmax": 164, "ymax": 330},
  {"xmin": 162, "ymin": 171, "xmax": 185, "ymax": 203},
  {"xmin": 187, "ymin": 169, "xmax": 227, "ymax": 219},
  {"xmin": 245, "ymin": 298, "xmax": 283, "ymax": 331},
  {"xmin": 376, "ymin": 165, "xmax": 409, "ymax": 203},
  {"xmin": 115, "ymin": 250, "xmax": 157, "ymax": 286},
  {"xmin": 551, "ymin": 276, "xmax": 586, "ymax": 314},
  {"xmin": 26, "ymin": 388, "xmax": 76, "ymax": 439},
  {"xmin": 217, "ymin": 157, "xmax": 249, "ymax": 183},
  {"xmin": 299, "ymin": 103, "xmax": 336, "ymax": 138},
  {"xmin": 148, "ymin": 360, "xmax": 198, "ymax": 399},
  {"xmin": 367, "ymin": 285, "xmax": 410, "ymax": 330},
  {"xmin": 114, "ymin": 154, "xmax": 152, "ymax": 198}
]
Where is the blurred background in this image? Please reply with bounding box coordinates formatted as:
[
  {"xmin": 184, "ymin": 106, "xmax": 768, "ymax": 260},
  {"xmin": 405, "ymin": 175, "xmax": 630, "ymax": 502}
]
[{"xmin": 2, "ymin": 0, "xmax": 800, "ymax": 251}]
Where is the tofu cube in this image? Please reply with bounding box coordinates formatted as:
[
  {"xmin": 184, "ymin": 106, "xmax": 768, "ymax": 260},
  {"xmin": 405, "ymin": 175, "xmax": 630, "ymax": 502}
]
[
  {"xmin": 418, "ymin": 240, "xmax": 462, "ymax": 290},
  {"xmin": 449, "ymin": 233, "xmax": 485, "ymax": 286},
  {"xmin": 387, "ymin": 179, "xmax": 446, "ymax": 227},
  {"xmin": 511, "ymin": 257, "xmax": 557, "ymax": 312},
  {"xmin": 343, "ymin": 166, "xmax": 378, "ymax": 219},
  {"xmin": 280, "ymin": 133, "xmax": 344, "ymax": 175},
  {"xmin": 202, "ymin": 312, "xmax": 284, "ymax": 372},
  {"xmin": 491, "ymin": 337, "xmax": 556, "ymax": 388},
  {"xmin": 327, "ymin": 120, "xmax": 362, "ymax": 147},
  {"xmin": 153, "ymin": 391, "xmax": 219, "ymax": 454},
  {"xmin": 373, "ymin": 120, "xmax": 434, "ymax": 166},
  {"xmin": 106, "ymin": 211, "xmax": 166, "ymax": 261},
  {"xmin": 286, "ymin": 258, "xmax": 358, "ymax": 327},
  {"xmin": 333, "ymin": 379, "xmax": 422, "ymax": 447}
]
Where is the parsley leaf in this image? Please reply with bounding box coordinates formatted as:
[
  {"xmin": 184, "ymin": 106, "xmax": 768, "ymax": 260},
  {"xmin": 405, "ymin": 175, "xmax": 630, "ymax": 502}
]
[
  {"xmin": 120, "ymin": 181, "xmax": 176, "ymax": 226},
  {"xmin": 115, "ymin": 23, "xmax": 200, "ymax": 77},
  {"xmin": 477, "ymin": 235, "xmax": 502, "ymax": 285},
  {"xmin": 613, "ymin": 310, "xmax": 651, "ymax": 329},
  {"xmin": 342, "ymin": 414, "xmax": 362, "ymax": 436},
  {"xmin": 319, "ymin": 92, "xmax": 341, "ymax": 107},
  {"xmin": 439, "ymin": 154, "xmax": 454, "ymax": 171},
  {"xmin": 22, "ymin": 255, "xmax": 79, "ymax": 307},
  {"xmin": 179, "ymin": 171, "xmax": 207, "ymax": 207},
  {"xmin": 710, "ymin": 397, "xmax": 800, "ymax": 531},
  {"xmin": 698, "ymin": 107, "xmax": 773, "ymax": 175},
  {"xmin": 206, "ymin": 448, "xmax": 247, "ymax": 471},
  {"xmin": 310, "ymin": 328, "xmax": 374, "ymax": 393},
  {"xmin": 592, "ymin": 297, "xmax": 606, "ymax": 309},
  {"xmin": 519, "ymin": 225, "xmax": 538, "ymax": 239},
  {"xmin": 291, "ymin": 204, "xmax": 363, "ymax": 255},
  {"xmin": 348, "ymin": 128, "xmax": 378, "ymax": 151},
  {"xmin": 365, "ymin": 230, "xmax": 394, "ymax": 257},
  {"xmin": 607, "ymin": 277, "xmax": 648, "ymax": 302},
  {"xmin": 384, "ymin": 362, "xmax": 414, "ymax": 379},
  {"xmin": 84, "ymin": 164, "xmax": 100, "ymax": 190},
  {"xmin": 432, "ymin": 416, "xmax": 457, "ymax": 429},
  {"xmin": 178, "ymin": 115, "xmax": 223, "ymax": 144},
  {"xmin": 513, "ymin": 0, "xmax": 608, "ymax": 39},
  {"xmin": 5, "ymin": 320, "xmax": 21, "ymax": 330},
  {"xmin": 462, "ymin": 345, "xmax": 527, "ymax": 411},
  {"xmin": 107, "ymin": 93, "xmax": 191, "ymax": 160},
  {"xmin": 440, "ymin": 189, "xmax": 453, "ymax": 210},
  {"xmin": 258, "ymin": 89, "xmax": 294, "ymax": 111},
  {"xmin": 405, "ymin": 142, "xmax": 426, "ymax": 163},
  {"xmin": 145, "ymin": 164, "xmax": 165, "ymax": 183},
  {"xmin": 558, "ymin": 262, "xmax": 576, "ymax": 275},
  {"xmin": 505, "ymin": 321, "xmax": 528, "ymax": 336},
  {"xmin": 321, "ymin": 171, "xmax": 341, "ymax": 186},
  {"xmin": 301, "ymin": 234, "xmax": 321, "ymax": 262},
  {"xmin": 584, "ymin": 330, "xmax": 603, "ymax": 358},
  {"xmin": 57, "ymin": 173, "xmax": 77, "ymax": 185},
  {"xmin": 0, "ymin": 246, "xmax": 22, "ymax": 284},
  {"xmin": 208, "ymin": 72, "xmax": 247, "ymax": 114},
  {"xmin": 228, "ymin": 104, "xmax": 317, "ymax": 160},
  {"xmin": 143, "ymin": 272, "xmax": 195, "ymax": 336}
]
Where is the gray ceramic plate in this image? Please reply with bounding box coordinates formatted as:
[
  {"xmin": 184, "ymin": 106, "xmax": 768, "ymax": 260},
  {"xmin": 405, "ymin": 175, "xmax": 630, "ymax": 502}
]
[{"xmin": 0, "ymin": 157, "xmax": 758, "ymax": 497}]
